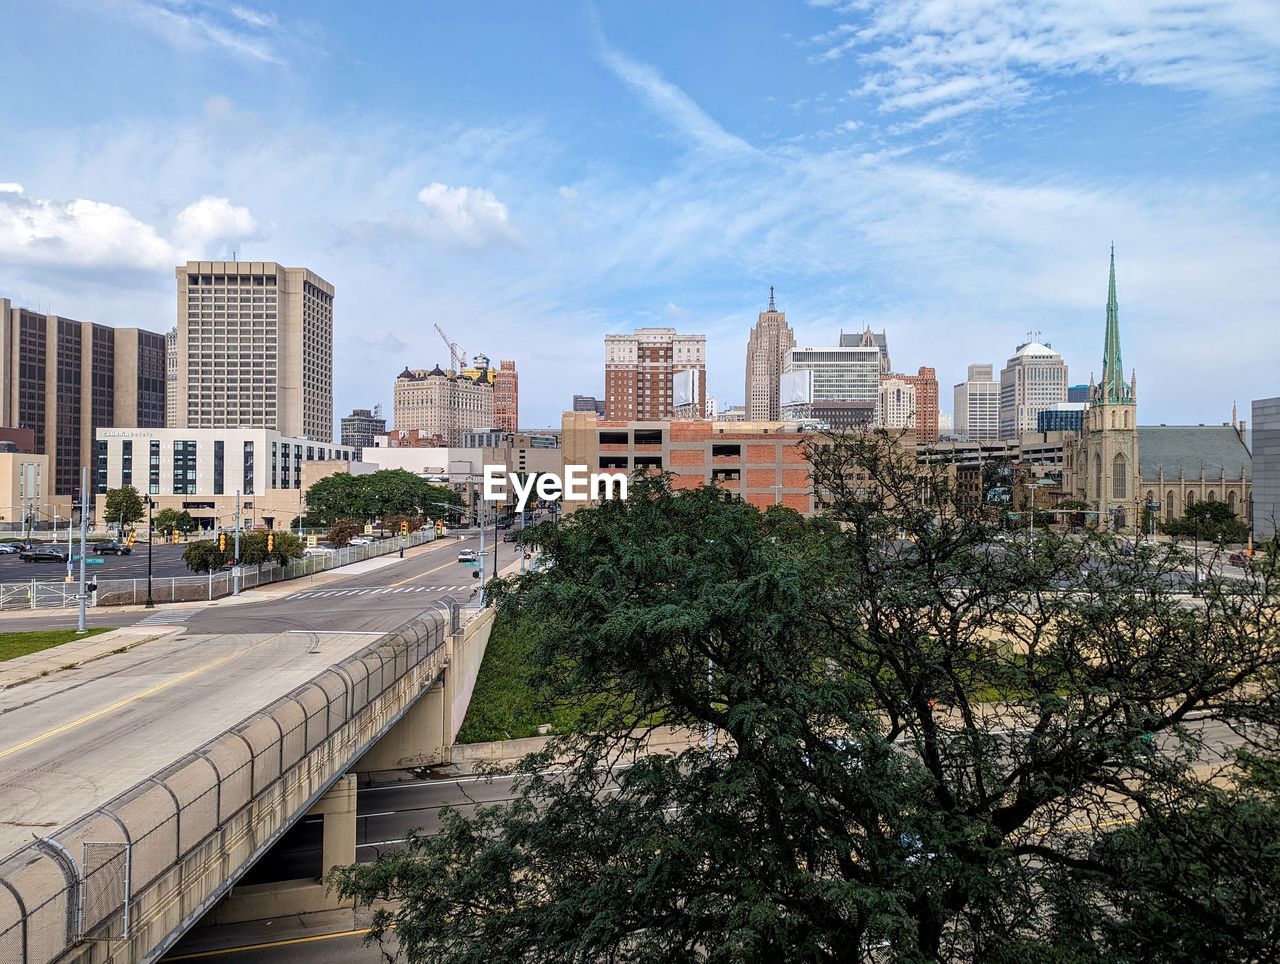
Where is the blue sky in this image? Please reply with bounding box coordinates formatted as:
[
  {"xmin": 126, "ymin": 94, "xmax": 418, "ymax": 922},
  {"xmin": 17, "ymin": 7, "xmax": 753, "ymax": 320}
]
[{"xmin": 1, "ymin": 0, "xmax": 1277, "ymax": 430}]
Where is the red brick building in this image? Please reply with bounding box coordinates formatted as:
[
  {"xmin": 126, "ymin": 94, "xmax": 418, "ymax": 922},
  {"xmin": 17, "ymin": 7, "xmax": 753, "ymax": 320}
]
[
  {"xmin": 903, "ymin": 366, "xmax": 939, "ymax": 443},
  {"xmin": 494, "ymin": 360, "xmax": 519, "ymax": 433},
  {"xmin": 604, "ymin": 328, "xmax": 706, "ymax": 421}
]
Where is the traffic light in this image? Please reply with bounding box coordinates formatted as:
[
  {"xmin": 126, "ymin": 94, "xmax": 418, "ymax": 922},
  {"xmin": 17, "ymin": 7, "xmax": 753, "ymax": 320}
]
[
  {"xmin": 435, "ymin": 520, "xmax": 445, "ymax": 535},
  {"xmin": 400, "ymin": 520, "xmax": 409, "ymax": 536},
  {"xmin": 218, "ymin": 532, "xmax": 227, "ymax": 552},
  {"xmin": 267, "ymin": 532, "xmax": 275, "ymax": 553},
  {"xmin": 171, "ymin": 529, "xmax": 179, "ymax": 544}
]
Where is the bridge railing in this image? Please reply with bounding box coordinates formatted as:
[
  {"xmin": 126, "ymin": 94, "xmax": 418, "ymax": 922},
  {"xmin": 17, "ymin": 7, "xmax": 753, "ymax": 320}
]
[{"xmin": 0, "ymin": 598, "xmax": 463, "ymax": 964}]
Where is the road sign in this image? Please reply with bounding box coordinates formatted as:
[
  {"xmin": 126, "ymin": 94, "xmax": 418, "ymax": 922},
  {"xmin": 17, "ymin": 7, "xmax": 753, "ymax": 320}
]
[
  {"xmin": 307, "ymin": 534, "xmax": 318, "ymax": 548},
  {"xmin": 463, "ymin": 560, "xmax": 480, "ymax": 567},
  {"xmin": 363, "ymin": 523, "xmax": 374, "ymax": 535}
]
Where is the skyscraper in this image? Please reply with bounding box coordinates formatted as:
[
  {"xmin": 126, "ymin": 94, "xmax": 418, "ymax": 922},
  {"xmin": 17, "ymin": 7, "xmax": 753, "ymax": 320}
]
[
  {"xmin": 953, "ymin": 364, "xmax": 1000, "ymax": 441},
  {"xmin": 175, "ymin": 260, "xmax": 334, "ymax": 441},
  {"xmin": 879, "ymin": 376, "xmax": 917, "ymax": 430},
  {"xmin": 165, "ymin": 327, "xmax": 178, "ymax": 427},
  {"xmin": 393, "ymin": 365, "xmax": 494, "ymax": 446},
  {"xmin": 840, "ymin": 327, "xmax": 891, "ymax": 374},
  {"xmin": 784, "ymin": 345, "xmax": 882, "ymax": 408},
  {"xmin": 0, "ymin": 299, "xmax": 166, "ymax": 496},
  {"xmin": 494, "ymin": 360, "xmax": 519, "ymax": 432},
  {"xmin": 744, "ymin": 287, "xmax": 795, "ymax": 421},
  {"xmin": 572, "ymin": 394, "xmax": 606, "ymax": 417},
  {"xmin": 902, "ymin": 366, "xmax": 939, "ymax": 442},
  {"xmin": 998, "ymin": 337, "xmax": 1068, "ymax": 439},
  {"xmin": 604, "ymin": 327, "xmax": 706, "ymax": 420},
  {"xmin": 340, "ymin": 407, "xmax": 386, "ymax": 455}
]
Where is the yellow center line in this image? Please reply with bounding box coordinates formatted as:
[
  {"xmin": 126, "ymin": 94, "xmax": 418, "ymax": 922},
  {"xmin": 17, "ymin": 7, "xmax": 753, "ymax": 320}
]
[
  {"xmin": 163, "ymin": 926, "xmax": 374, "ymax": 960},
  {"xmin": 0, "ymin": 635, "xmax": 282, "ymax": 761},
  {"xmin": 390, "ymin": 558, "xmax": 457, "ymax": 587}
]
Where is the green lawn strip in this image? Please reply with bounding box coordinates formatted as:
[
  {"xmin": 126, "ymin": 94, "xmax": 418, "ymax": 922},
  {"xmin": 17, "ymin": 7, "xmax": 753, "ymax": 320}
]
[{"xmin": 0, "ymin": 628, "xmax": 111, "ymax": 662}]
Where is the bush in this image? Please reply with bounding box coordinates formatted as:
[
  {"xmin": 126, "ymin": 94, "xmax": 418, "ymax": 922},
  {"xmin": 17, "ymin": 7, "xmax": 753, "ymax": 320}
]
[{"xmin": 182, "ymin": 540, "xmax": 227, "ymax": 573}]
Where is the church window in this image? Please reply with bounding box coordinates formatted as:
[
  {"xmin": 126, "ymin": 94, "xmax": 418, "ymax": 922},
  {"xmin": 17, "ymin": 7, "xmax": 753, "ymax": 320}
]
[
  {"xmin": 1123, "ymin": 411, "xmax": 1131, "ymax": 429},
  {"xmin": 1166, "ymin": 491, "xmax": 1176, "ymax": 520},
  {"xmin": 1094, "ymin": 453, "xmax": 1102, "ymax": 500},
  {"xmin": 1229, "ymin": 491, "xmax": 1237, "ymax": 514},
  {"xmin": 1112, "ymin": 453, "xmax": 1126, "ymax": 499}
]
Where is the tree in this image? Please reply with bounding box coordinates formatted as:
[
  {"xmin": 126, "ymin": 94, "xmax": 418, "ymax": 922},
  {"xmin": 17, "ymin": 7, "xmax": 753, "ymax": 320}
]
[
  {"xmin": 328, "ymin": 518, "xmax": 363, "ymax": 547},
  {"xmin": 103, "ymin": 486, "xmax": 144, "ymax": 528},
  {"xmin": 1162, "ymin": 498, "xmax": 1250, "ymax": 544},
  {"xmin": 332, "ymin": 431, "xmax": 1280, "ymax": 962},
  {"xmin": 152, "ymin": 508, "xmax": 197, "ymax": 535},
  {"xmin": 304, "ymin": 470, "xmax": 461, "ymax": 526},
  {"xmin": 384, "ymin": 514, "xmax": 425, "ymax": 536},
  {"xmin": 182, "ymin": 539, "xmax": 226, "ymax": 573}
]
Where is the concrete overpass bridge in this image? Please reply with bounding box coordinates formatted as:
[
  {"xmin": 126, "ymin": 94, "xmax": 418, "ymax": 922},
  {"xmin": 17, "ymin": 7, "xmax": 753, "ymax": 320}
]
[{"xmin": 0, "ymin": 533, "xmax": 511, "ymax": 964}]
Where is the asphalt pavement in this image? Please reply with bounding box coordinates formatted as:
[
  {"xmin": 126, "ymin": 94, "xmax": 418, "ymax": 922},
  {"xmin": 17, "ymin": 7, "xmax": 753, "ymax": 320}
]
[{"xmin": 0, "ymin": 541, "xmax": 193, "ymax": 582}]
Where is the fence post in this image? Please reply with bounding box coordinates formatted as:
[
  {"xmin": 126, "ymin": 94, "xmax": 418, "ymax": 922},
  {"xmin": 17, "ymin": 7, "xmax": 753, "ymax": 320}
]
[
  {"xmin": 31, "ymin": 578, "xmax": 36, "ymax": 610},
  {"xmin": 209, "ymin": 570, "xmax": 213, "ymax": 601}
]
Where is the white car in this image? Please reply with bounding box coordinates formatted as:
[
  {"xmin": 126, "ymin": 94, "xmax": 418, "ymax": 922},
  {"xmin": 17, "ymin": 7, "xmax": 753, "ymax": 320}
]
[
  {"xmin": 303, "ymin": 546, "xmax": 334, "ymax": 558},
  {"xmin": 348, "ymin": 536, "xmax": 373, "ymax": 546},
  {"xmin": 457, "ymin": 549, "xmax": 478, "ymax": 563}
]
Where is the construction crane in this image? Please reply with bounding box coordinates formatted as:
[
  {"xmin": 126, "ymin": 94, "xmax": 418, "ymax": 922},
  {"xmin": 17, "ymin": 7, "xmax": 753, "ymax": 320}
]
[{"xmin": 434, "ymin": 323, "xmax": 467, "ymax": 371}]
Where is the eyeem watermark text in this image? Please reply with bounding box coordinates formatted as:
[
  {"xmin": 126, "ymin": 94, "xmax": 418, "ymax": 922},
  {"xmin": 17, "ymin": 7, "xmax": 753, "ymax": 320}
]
[{"xmin": 482, "ymin": 465, "xmax": 627, "ymax": 512}]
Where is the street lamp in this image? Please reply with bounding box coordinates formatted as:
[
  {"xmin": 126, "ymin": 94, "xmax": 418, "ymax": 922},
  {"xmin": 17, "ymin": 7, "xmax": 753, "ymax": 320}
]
[{"xmin": 145, "ymin": 497, "xmax": 155, "ymax": 609}]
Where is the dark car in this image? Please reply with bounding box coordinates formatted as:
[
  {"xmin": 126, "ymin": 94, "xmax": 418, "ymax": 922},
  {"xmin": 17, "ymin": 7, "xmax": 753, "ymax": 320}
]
[
  {"xmin": 92, "ymin": 540, "xmax": 132, "ymax": 555},
  {"xmin": 20, "ymin": 546, "xmax": 69, "ymax": 563},
  {"xmin": 502, "ymin": 531, "xmax": 518, "ymax": 543}
]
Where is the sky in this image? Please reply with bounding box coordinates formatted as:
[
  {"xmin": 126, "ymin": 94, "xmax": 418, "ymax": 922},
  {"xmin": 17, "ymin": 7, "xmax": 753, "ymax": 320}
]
[{"xmin": 1, "ymin": 0, "xmax": 1277, "ymax": 431}]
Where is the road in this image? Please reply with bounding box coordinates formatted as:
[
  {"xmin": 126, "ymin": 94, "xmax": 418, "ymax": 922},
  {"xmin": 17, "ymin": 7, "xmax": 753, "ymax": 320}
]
[
  {"xmin": 0, "ymin": 531, "xmax": 525, "ymax": 858},
  {"xmin": 0, "ymin": 542, "xmax": 194, "ymax": 582}
]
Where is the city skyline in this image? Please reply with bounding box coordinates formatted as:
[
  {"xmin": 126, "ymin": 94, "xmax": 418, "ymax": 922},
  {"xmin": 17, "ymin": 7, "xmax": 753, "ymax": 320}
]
[{"xmin": 0, "ymin": 2, "xmax": 1276, "ymax": 429}]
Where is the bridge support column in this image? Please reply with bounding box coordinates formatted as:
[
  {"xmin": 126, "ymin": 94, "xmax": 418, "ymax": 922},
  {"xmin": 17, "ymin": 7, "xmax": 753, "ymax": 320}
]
[{"xmin": 309, "ymin": 773, "xmax": 357, "ymax": 876}]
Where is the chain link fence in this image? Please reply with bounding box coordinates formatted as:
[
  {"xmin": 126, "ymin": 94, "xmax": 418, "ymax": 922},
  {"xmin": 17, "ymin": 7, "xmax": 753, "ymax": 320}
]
[
  {"xmin": 0, "ymin": 528, "xmax": 438, "ymax": 610},
  {"xmin": 0, "ymin": 598, "xmax": 462, "ymax": 964}
]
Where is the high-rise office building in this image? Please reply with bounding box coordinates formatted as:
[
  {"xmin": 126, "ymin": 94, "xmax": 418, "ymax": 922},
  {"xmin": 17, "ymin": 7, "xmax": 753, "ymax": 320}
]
[
  {"xmin": 494, "ymin": 360, "xmax": 518, "ymax": 432},
  {"xmin": 393, "ymin": 365, "xmax": 494, "ymax": 446},
  {"xmin": 165, "ymin": 328, "xmax": 178, "ymax": 427},
  {"xmin": 784, "ymin": 345, "xmax": 882, "ymax": 407},
  {"xmin": 900, "ymin": 366, "xmax": 939, "ymax": 443},
  {"xmin": 572, "ymin": 394, "xmax": 606, "ymax": 417},
  {"xmin": 840, "ymin": 327, "xmax": 891, "ymax": 375},
  {"xmin": 1253, "ymin": 397, "xmax": 1280, "ymax": 541},
  {"xmin": 999, "ymin": 338, "xmax": 1068, "ymax": 439},
  {"xmin": 0, "ymin": 299, "xmax": 166, "ymax": 497},
  {"xmin": 340, "ymin": 407, "xmax": 386, "ymax": 455},
  {"xmin": 604, "ymin": 327, "xmax": 706, "ymax": 420},
  {"xmin": 745, "ymin": 287, "xmax": 795, "ymax": 421},
  {"xmin": 953, "ymin": 363, "xmax": 1000, "ymax": 441},
  {"xmin": 1067, "ymin": 384, "xmax": 1090, "ymax": 404},
  {"xmin": 879, "ymin": 376, "xmax": 917, "ymax": 430},
  {"xmin": 175, "ymin": 260, "xmax": 334, "ymax": 441}
]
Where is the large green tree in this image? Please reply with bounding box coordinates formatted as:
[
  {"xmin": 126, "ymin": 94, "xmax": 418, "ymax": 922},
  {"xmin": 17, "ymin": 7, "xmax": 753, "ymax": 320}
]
[
  {"xmin": 1162, "ymin": 497, "xmax": 1251, "ymax": 544},
  {"xmin": 332, "ymin": 432, "xmax": 1280, "ymax": 962},
  {"xmin": 304, "ymin": 470, "xmax": 460, "ymax": 526},
  {"xmin": 152, "ymin": 507, "xmax": 197, "ymax": 535},
  {"xmin": 103, "ymin": 485, "xmax": 145, "ymax": 528}
]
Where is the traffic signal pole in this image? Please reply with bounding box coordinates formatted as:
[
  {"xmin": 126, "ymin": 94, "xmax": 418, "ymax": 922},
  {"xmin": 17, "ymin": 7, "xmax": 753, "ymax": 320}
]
[
  {"xmin": 233, "ymin": 489, "xmax": 241, "ymax": 596},
  {"xmin": 77, "ymin": 467, "xmax": 88, "ymax": 634}
]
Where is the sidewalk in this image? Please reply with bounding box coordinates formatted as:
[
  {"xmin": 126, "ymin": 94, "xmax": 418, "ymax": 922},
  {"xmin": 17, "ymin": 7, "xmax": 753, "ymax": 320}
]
[{"xmin": 0, "ymin": 624, "xmax": 178, "ymax": 688}]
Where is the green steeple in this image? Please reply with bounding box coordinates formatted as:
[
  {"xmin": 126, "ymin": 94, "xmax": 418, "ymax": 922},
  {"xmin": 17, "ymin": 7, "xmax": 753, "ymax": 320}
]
[{"xmin": 1101, "ymin": 244, "xmax": 1127, "ymax": 403}]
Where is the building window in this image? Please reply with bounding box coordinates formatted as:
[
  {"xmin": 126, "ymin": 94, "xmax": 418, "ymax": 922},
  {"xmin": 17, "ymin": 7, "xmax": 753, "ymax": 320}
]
[
  {"xmin": 244, "ymin": 441, "xmax": 255, "ymax": 495},
  {"xmin": 272, "ymin": 441, "xmax": 278, "ymax": 488},
  {"xmin": 1111, "ymin": 454, "xmax": 1126, "ymax": 500},
  {"xmin": 214, "ymin": 440, "xmax": 225, "ymax": 495},
  {"xmin": 95, "ymin": 440, "xmax": 108, "ymax": 494},
  {"xmin": 294, "ymin": 445, "xmax": 302, "ymax": 488},
  {"xmin": 149, "ymin": 440, "xmax": 161, "ymax": 495},
  {"xmin": 281, "ymin": 444, "xmax": 290, "ymax": 489},
  {"xmin": 173, "ymin": 440, "xmax": 198, "ymax": 495},
  {"xmin": 121, "ymin": 440, "xmax": 133, "ymax": 487}
]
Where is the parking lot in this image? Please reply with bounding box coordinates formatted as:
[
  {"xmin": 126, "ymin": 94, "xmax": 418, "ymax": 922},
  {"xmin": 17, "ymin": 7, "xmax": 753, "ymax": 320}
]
[{"xmin": 0, "ymin": 542, "xmax": 195, "ymax": 583}]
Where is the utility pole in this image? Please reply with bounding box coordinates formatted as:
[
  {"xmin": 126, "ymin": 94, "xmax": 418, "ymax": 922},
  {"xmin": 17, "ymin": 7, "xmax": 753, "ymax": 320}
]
[
  {"xmin": 233, "ymin": 488, "xmax": 242, "ymax": 596},
  {"xmin": 77, "ymin": 467, "xmax": 88, "ymax": 633},
  {"xmin": 478, "ymin": 501, "xmax": 487, "ymax": 606},
  {"xmin": 492, "ymin": 503, "xmax": 499, "ymax": 587},
  {"xmin": 145, "ymin": 497, "xmax": 155, "ymax": 609}
]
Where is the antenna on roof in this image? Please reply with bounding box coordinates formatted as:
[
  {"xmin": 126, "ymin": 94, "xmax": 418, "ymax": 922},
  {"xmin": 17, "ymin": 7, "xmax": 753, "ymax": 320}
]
[{"xmin": 768, "ymin": 286, "xmax": 776, "ymax": 312}]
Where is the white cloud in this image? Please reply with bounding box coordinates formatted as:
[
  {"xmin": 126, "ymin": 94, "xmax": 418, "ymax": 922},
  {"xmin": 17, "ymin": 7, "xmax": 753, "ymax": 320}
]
[
  {"xmin": 415, "ymin": 182, "xmax": 519, "ymax": 247},
  {"xmin": 172, "ymin": 196, "xmax": 261, "ymax": 257},
  {"xmin": 813, "ymin": 0, "xmax": 1280, "ymax": 125},
  {"xmin": 105, "ymin": 0, "xmax": 282, "ymax": 64},
  {"xmin": 0, "ymin": 183, "xmax": 23, "ymax": 194},
  {"xmin": 0, "ymin": 186, "xmax": 261, "ymax": 269},
  {"xmin": 594, "ymin": 35, "xmax": 754, "ymax": 156},
  {"xmin": 0, "ymin": 185, "xmax": 173, "ymax": 269}
]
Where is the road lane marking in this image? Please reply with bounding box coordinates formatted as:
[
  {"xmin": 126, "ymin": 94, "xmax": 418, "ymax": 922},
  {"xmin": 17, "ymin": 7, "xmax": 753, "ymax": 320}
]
[
  {"xmin": 163, "ymin": 927, "xmax": 375, "ymax": 960},
  {"xmin": 0, "ymin": 635, "xmax": 282, "ymax": 761}
]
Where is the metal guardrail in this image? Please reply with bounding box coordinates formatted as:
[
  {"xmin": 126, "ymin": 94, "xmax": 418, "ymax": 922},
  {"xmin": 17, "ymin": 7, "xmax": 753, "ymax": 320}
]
[
  {"xmin": 0, "ymin": 599, "xmax": 464, "ymax": 964},
  {"xmin": 0, "ymin": 529, "xmax": 438, "ymax": 610}
]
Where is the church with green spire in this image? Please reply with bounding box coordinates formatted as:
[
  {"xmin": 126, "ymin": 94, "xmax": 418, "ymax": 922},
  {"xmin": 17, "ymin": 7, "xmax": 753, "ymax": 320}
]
[{"xmin": 1069, "ymin": 247, "xmax": 1140, "ymax": 528}]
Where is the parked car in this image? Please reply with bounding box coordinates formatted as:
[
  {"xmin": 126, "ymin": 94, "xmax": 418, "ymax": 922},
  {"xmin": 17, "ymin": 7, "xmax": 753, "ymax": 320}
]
[
  {"xmin": 20, "ymin": 546, "xmax": 69, "ymax": 563},
  {"xmin": 458, "ymin": 549, "xmax": 478, "ymax": 563},
  {"xmin": 348, "ymin": 536, "xmax": 373, "ymax": 546},
  {"xmin": 0, "ymin": 543, "xmax": 20, "ymax": 554},
  {"xmin": 502, "ymin": 531, "xmax": 518, "ymax": 543},
  {"xmin": 303, "ymin": 546, "xmax": 335, "ymax": 558},
  {"xmin": 92, "ymin": 540, "xmax": 132, "ymax": 555},
  {"xmin": 1228, "ymin": 551, "xmax": 1251, "ymax": 568}
]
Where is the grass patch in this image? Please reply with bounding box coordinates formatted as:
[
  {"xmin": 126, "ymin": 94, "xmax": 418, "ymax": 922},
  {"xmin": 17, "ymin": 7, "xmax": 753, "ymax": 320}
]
[
  {"xmin": 455, "ymin": 613, "xmax": 586, "ymax": 744},
  {"xmin": 0, "ymin": 628, "xmax": 111, "ymax": 662}
]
